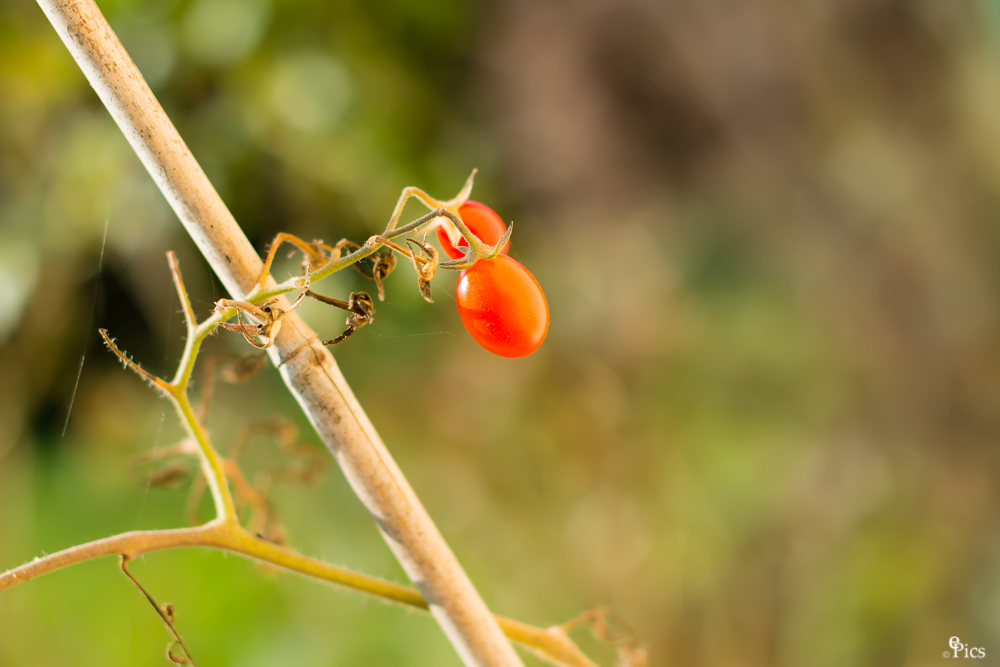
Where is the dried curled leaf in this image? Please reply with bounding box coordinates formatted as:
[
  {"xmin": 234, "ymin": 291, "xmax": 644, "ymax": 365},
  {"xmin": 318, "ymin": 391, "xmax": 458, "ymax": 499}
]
[
  {"xmin": 306, "ymin": 289, "xmax": 375, "ymax": 345},
  {"xmin": 167, "ymin": 641, "xmax": 191, "ymax": 665},
  {"xmin": 344, "ymin": 291, "xmax": 375, "ymax": 331},
  {"xmin": 144, "ymin": 463, "xmax": 191, "ymax": 489},
  {"xmin": 216, "ymin": 353, "xmax": 267, "ymax": 384},
  {"xmin": 353, "ymin": 248, "xmax": 396, "ymax": 301},
  {"xmin": 215, "ymin": 275, "xmax": 311, "ymax": 351},
  {"xmin": 407, "ymin": 238, "xmax": 438, "ymax": 303},
  {"xmin": 558, "ymin": 606, "xmax": 647, "ymax": 667}
]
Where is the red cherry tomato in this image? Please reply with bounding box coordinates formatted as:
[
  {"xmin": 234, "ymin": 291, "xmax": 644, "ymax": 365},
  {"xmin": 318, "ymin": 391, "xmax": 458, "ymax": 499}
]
[
  {"xmin": 456, "ymin": 254, "xmax": 548, "ymax": 358},
  {"xmin": 437, "ymin": 200, "xmax": 510, "ymax": 260}
]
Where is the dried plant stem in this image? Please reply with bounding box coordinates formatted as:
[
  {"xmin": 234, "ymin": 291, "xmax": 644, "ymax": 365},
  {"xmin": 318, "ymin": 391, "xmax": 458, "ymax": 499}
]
[
  {"xmin": 120, "ymin": 556, "xmax": 198, "ymax": 666},
  {"xmin": 34, "ymin": 0, "xmax": 526, "ymax": 665},
  {"xmin": 0, "ymin": 522, "xmax": 597, "ymax": 667}
]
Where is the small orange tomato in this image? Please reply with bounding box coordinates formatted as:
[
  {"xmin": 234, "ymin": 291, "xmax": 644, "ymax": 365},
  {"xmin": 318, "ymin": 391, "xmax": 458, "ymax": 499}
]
[
  {"xmin": 456, "ymin": 254, "xmax": 548, "ymax": 358},
  {"xmin": 437, "ymin": 200, "xmax": 510, "ymax": 260}
]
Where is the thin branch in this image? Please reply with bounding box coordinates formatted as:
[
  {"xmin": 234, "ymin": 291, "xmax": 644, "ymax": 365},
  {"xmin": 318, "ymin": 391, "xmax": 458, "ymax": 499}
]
[
  {"xmin": 121, "ymin": 556, "xmax": 198, "ymax": 666},
  {"xmin": 383, "ymin": 187, "xmax": 447, "ymax": 236},
  {"xmin": 257, "ymin": 232, "xmax": 327, "ymax": 290},
  {"xmin": 384, "ymin": 207, "xmax": 449, "ymax": 240},
  {"xmin": 304, "ymin": 237, "xmax": 380, "ymax": 286},
  {"xmin": 171, "ymin": 391, "xmax": 238, "ymax": 522},
  {"xmin": 1, "ymin": 524, "xmax": 223, "ymax": 586},
  {"xmin": 378, "ymin": 170, "xmax": 476, "ymax": 239},
  {"xmin": 167, "ymin": 251, "xmax": 197, "ymax": 335},
  {"xmin": 99, "ymin": 329, "xmax": 172, "ymax": 394},
  {"xmin": 0, "ymin": 524, "xmax": 597, "ymax": 667}
]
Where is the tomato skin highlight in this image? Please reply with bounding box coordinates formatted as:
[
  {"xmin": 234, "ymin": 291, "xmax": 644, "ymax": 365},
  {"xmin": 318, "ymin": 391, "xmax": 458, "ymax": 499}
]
[
  {"xmin": 456, "ymin": 255, "xmax": 549, "ymax": 358},
  {"xmin": 438, "ymin": 200, "xmax": 510, "ymax": 260}
]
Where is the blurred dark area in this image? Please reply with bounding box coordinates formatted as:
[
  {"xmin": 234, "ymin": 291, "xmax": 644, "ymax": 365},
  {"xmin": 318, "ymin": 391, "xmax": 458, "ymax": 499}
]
[{"xmin": 3, "ymin": 0, "xmax": 1000, "ymax": 665}]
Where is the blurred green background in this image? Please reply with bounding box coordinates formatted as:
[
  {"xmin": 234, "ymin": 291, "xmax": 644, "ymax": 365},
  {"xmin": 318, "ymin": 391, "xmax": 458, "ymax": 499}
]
[{"xmin": 3, "ymin": 0, "xmax": 1000, "ymax": 665}]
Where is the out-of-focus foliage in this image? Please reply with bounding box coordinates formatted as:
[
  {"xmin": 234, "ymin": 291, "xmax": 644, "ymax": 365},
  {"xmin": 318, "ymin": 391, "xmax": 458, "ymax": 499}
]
[{"xmin": 3, "ymin": 0, "xmax": 1000, "ymax": 665}]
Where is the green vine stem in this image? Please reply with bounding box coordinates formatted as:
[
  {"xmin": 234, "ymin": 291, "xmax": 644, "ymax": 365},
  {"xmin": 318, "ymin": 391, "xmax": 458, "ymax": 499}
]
[{"xmin": 0, "ymin": 522, "xmax": 596, "ymax": 667}]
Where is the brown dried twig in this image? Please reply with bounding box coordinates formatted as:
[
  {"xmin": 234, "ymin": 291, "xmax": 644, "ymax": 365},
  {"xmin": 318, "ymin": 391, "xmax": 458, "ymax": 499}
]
[{"xmin": 120, "ymin": 556, "xmax": 197, "ymax": 666}]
